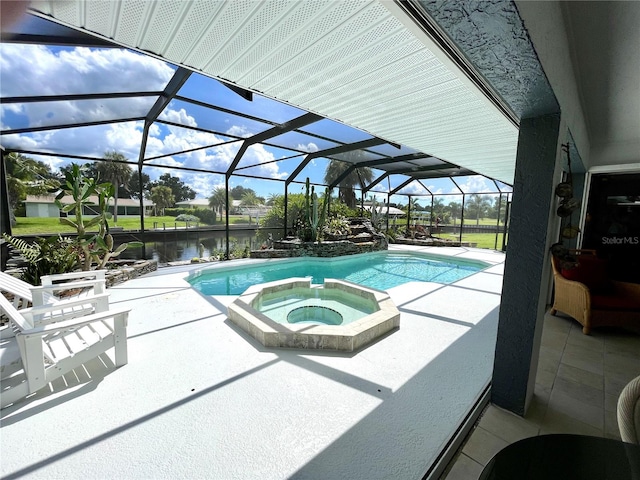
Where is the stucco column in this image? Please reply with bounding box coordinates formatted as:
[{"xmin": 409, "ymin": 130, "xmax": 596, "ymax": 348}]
[{"xmin": 491, "ymin": 113, "xmax": 564, "ymax": 415}]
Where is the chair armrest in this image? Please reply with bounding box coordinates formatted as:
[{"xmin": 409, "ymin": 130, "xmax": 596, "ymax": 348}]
[
  {"xmin": 612, "ymin": 281, "xmax": 640, "ymax": 298},
  {"xmin": 20, "ymin": 307, "xmax": 131, "ymax": 337},
  {"xmin": 553, "ymin": 271, "xmax": 591, "ymax": 307},
  {"xmin": 24, "ymin": 293, "xmax": 111, "ymax": 317},
  {"xmin": 554, "ymin": 271, "xmax": 591, "ymax": 294},
  {"xmin": 40, "ymin": 270, "xmax": 106, "ymax": 285},
  {"xmin": 31, "ymin": 279, "xmax": 106, "ymax": 295},
  {"xmin": 30, "ymin": 280, "xmax": 107, "ymax": 307}
]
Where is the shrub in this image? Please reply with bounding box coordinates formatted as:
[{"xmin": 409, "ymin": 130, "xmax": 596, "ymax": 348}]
[
  {"xmin": 165, "ymin": 207, "xmax": 215, "ymax": 225},
  {"xmin": 257, "ymin": 193, "xmax": 306, "ymax": 241},
  {"xmin": 3, "ymin": 234, "xmax": 79, "ymax": 285},
  {"xmin": 192, "ymin": 208, "xmax": 216, "ymax": 225},
  {"xmin": 164, "ymin": 208, "xmax": 191, "ymax": 217},
  {"xmin": 175, "ymin": 214, "xmax": 200, "ymax": 222},
  {"xmin": 330, "ymin": 201, "xmax": 358, "ymax": 218}
]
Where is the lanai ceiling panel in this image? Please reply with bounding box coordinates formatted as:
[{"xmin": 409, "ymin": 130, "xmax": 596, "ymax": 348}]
[{"xmin": 29, "ymin": 0, "xmax": 519, "ymax": 184}]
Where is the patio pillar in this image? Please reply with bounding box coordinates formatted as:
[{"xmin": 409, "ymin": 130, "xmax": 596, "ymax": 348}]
[{"xmin": 491, "ymin": 113, "xmax": 564, "ymax": 415}]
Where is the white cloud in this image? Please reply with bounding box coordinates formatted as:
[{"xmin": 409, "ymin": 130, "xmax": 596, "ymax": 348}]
[
  {"xmin": 2, "ymin": 122, "xmax": 145, "ymax": 161},
  {"xmin": 226, "ymin": 125, "xmax": 253, "ymax": 138},
  {"xmin": 397, "ymin": 181, "xmax": 429, "ymax": 195},
  {"xmin": 454, "ymin": 175, "xmax": 494, "ymax": 194},
  {"xmin": 0, "ymin": 44, "xmax": 296, "ymax": 197},
  {"xmin": 159, "ymin": 108, "xmax": 197, "ymax": 128},
  {"xmin": 296, "ymin": 142, "xmax": 318, "ymax": 153},
  {"xmin": 1, "ymin": 44, "xmax": 173, "ymax": 96},
  {"xmin": 1, "ymin": 44, "xmax": 174, "ymax": 130},
  {"xmin": 29, "ymin": 154, "xmax": 67, "ymax": 172}
]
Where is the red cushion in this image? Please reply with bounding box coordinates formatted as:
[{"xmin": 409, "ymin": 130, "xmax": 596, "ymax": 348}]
[
  {"xmin": 561, "ymin": 255, "xmax": 612, "ymax": 293},
  {"xmin": 591, "ymin": 294, "xmax": 640, "ymax": 311}
]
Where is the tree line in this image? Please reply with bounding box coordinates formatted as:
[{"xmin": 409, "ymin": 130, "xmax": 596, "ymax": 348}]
[
  {"xmin": 6, "ymin": 151, "xmax": 506, "ymax": 226},
  {"xmin": 5, "ymin": 151, "xmax": 198, "ymax": 222}
]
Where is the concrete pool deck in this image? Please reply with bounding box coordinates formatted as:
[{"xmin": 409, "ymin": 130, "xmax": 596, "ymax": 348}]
[{"xmin": 0, "ymin": 245, "xmax": 505, "ymax": 480}]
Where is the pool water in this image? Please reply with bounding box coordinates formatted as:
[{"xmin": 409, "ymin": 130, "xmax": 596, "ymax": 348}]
[
  {"xmin": 254, "ymin": 287, "xmax": 378, "ymax": 326},
  {"xmin": 189, "ymin": 252, "xmax": 488, "ymax": 295}
]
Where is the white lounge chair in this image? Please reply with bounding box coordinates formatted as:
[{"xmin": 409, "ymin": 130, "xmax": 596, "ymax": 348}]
[
  {"xmin": 0, "ymin": 293, "xmax": 129, "ymax": 409},
  {"xmin": 0, "ymin": 270, "xmax": 108, "ymax": 325}
]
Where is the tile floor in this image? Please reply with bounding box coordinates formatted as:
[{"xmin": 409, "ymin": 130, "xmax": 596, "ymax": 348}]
[{"xmin": 441, "ymin": 312, "xmax": 640, "ymax": 480}]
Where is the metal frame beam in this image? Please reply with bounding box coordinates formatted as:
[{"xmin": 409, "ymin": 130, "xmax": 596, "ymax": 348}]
[
  {"xmin": 311, "ymin": 137, "xmax": 387, "ymax": 161},
  {"xmin": 144, "ymin": 139, "xmax": 240, "ymax": 163},
  {"xmin": 221, "ymin": 83, "xmax": 253, "ymax": 102},
  {"xmin": 226, "ymin": 112, "xmax": 323, "ymax": 256},
  {"xmin": 1, "ymin": 117, "xmax": 144, "ymax": 135},
  {"xmin": 154, "ymin": 119, "xmax": 242, "ymax": 139},
  {"xmin": 3, "ymin": 149, "xmax": 104, "ymax": 164},
  {"xmin": 390, "ymin": 178, "xmax": 416, "ymax": 195},
  {"xmin": 225, "ymin": 112, "xmax": 322, "ymax": 177},
  {"xmin": 285, "ymin": 155, "xmax": 314, "ymax": 186},
  {"xmin": 137, "ymin": 67, "xmax": 192, "ymax": 231},
  {"xmin": 393, "ymin": 163, "xmax": 461, "ymax": 175},
  {"xmin": 0, "ymin": 92, "xmax": 161, "ymax": 104},
  {"xmin": 329, "ymin": 164, "xmax": 357, "ymax": 190},
  {"xmin": 363, "ymin": 172, "xmax": 390, "ymax": 193},
  {"xmin": 356, "ymin": 152, "xmax": 435, "ymax": 168},
  {"xmin": 174, "ymin": 95, "xmax": 275, "ymax": 127},
  {"xmin": 1, "ymin": 33, "xmax": 116, "ymax": 48}
]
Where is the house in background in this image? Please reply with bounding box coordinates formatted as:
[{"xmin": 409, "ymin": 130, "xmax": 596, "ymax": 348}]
[
  {"xmin": 25, "ymin": 194, "xmax": 153, "ymax": 218},
  {"xmin": 174, "ymin": 199, "xmax": 211, "ymax": 209}
]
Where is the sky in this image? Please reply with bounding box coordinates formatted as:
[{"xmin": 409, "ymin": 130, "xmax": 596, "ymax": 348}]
[{"xmin": 0, "ymin": 42, "xmax": 511, "ymax": 203}]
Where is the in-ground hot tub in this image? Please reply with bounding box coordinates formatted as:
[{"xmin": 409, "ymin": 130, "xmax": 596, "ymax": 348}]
[{"xmin": 227, "ymin": 278, "xmax": 400, "ymax": 352}]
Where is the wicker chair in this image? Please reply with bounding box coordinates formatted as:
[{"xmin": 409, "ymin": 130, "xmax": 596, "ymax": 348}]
[{"xmin": 550, "ymin": 249, "xmax": 640, "ymax": 334}]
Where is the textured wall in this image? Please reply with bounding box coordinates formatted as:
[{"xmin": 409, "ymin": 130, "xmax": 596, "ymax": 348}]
[
  {"xmin": 514, "ymin": 0, "xmax": 591, "ymax": 167},
  {"xmin": 492, "ymin": 113, "xmax": 561, "ymax": 414},
  {"xmin": 417, "ymin": 0, "xmax": 558, "ymax": 120}
]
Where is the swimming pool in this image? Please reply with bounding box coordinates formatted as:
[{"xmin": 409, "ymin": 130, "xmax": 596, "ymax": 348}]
[{"xmin": 189, "ymin": 251, "xmax": 489, "ymax": 295}]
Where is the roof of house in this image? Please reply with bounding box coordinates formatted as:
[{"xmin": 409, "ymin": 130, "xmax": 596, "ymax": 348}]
[
  {"xmin": 175, "ymin": 199, "xmax": 211, "ymax": 207},
  {"xmin": 363, "ymin": 205, "xmax": 406, "ymax": 216},
  {"xmin": 25, "ymin": 194, "xmax": 153, "ymax": 207}
]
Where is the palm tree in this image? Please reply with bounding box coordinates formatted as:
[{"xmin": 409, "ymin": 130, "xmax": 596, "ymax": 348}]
[
  {"xmin": 465, "ymin": 194, "xmax": 492, "ymax": 225},
  {"xmin": 323, "ymin": 158, "xmax": 373, "ymax": 209},
  {"xmin": 95, "ymin": 151, "xmax": 132, "ymax": 223},
  {"xmin": 5, "ymin": 152, "xmax": 60, "ymax": 227},
  {"xmin": 431, "ymin": 197, "xmax": 446, "ymax": 223},
  {"xmin": 208, "ymin": 187, "xmax": 227, "ymax": 221},
  {"xmin": 266, "ymin": 193, "xmax": 281, "ymax": 206},
  {"xmin": 447, "ymin": 201, "xmax": 462, "ymax": 225},
  {"xmin": 150, "ymin": 185, "xmax": 174, "ymax": 216},
  {"xmin": 240, "ymin": 191, "xmax": 262, "ymax": 223}
]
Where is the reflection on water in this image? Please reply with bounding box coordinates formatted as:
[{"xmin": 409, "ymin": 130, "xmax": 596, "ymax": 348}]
[{"xmin": 119, "ymin": 230, "xmax": 264, "ymax": 264}]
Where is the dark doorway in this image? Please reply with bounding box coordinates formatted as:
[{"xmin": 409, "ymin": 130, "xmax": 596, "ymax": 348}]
[{"xmin": 582, "ymin": 172, "xmax": 640, "ymax": 283}]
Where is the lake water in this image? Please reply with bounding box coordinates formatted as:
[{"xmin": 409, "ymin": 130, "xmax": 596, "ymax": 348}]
[{"xmin": 118, "ymin": 230, "xmax": 262, "ymax": 264}]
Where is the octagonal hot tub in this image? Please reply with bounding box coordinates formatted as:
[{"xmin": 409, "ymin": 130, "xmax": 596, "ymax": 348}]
[{"xmin": 227, "ymin": 278, "xmax": 400, "ymax": 352}]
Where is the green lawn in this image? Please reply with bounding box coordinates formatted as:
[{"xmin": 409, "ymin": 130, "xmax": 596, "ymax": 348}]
[
  {"xmin": 449, "ymin": 217, "xmax": 505, "ymax": 226},
  {"xmin": 446, "ymin": 232, "xmax": 505, "ymax": 250},
  {"xmin": 10, "ymin": 216, "xmax": 202, "ymax": 235},
  {"xmin": 10, "ymin": 215, "xmax": 259, "ymax": 235}
]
